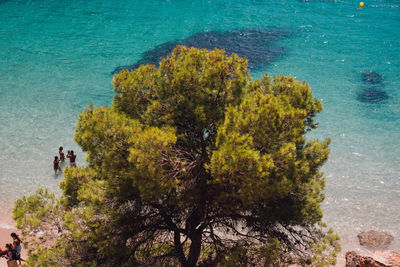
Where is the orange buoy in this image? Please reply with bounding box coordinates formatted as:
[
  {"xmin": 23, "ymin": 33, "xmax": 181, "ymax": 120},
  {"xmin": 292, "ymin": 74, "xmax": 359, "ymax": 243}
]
[{"xmin": 359, "ymin": 2, "xmax": 364, "ymax": 8}]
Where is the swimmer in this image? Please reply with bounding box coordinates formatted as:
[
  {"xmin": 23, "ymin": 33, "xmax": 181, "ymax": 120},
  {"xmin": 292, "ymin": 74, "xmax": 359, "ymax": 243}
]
[
  {"xmin": 54, "ymin": 156, "xmax": 61, "ymax": 174},
  {"xmin": 59, "ymin": 146, "xmax": 65, "ymax": 163}
]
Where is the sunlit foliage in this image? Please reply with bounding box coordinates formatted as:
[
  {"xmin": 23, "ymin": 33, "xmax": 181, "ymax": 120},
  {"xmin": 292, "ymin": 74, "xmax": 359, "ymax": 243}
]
[{"xmin": 14, "ymin": 46, "xmax": 339, "ymax": 266}]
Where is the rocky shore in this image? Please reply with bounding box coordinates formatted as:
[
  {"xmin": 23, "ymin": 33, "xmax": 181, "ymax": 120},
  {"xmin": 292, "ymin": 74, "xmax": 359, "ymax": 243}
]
[
  {"xmin": 345, "ymin": 230, "xmax": 399, "ymax": 267},
  {"xmin": 1, "ymin": 225, "xmax": 399, "ymax": 266},
  {"xmin": 346, "ymin": 250, "xmax": 400, "ymax": 267}
]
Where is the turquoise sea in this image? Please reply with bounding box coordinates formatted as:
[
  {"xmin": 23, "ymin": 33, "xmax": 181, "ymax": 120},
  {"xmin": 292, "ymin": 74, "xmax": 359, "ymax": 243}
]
[{"xmin": 0, "ymin": 0, "xmax": 399, "ymax": 256}]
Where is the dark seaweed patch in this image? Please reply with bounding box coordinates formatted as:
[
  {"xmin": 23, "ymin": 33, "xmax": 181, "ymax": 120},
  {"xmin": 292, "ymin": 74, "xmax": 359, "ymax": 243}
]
[
  {"xmin": 357, "ymin": 71, "xmax": 388, "ymax": 104},
  {"xmin": 113, "ymin": 28, "xmax": 292, "ymax": 74},
  {"xmin": 361, "ymin": 71, "xmax": 383, "ymax": 86},
  {"xmin": 357, "ymin": 88, "xmax": 389, "ymax": 103}
]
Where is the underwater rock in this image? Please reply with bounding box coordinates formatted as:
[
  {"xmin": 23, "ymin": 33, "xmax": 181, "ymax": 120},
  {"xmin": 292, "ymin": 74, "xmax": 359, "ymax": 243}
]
[
  {"xmin": 113, "ymin": 28, "xmax": 292, "ymax": 74},
  {"xmin": 362, "ymin": 71, "xmax": 383, "ymax": 86},
  {"xmin": 357, "ymin": 71, "xmax": 388, "ymax": 104},
  {"xmin": 358, "ymin": 230, "xmax": 394, "ymax": 249},
  {"xmin": 357, "ymin": 88, "xmax": 389, "ymax": 103}
]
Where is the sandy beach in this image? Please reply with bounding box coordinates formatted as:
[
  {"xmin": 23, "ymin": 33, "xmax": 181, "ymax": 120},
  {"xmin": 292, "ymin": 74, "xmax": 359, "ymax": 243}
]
[
  {"xmin": 0, "ymin": 227, "xmax": 12, "ymax": 267},
  {"xmin": 0, "ymin": 227, "xmax": 27, "ymax": 267},
  {"xmin": 0, "ymin": 208, "xmax": 26, "ymax": 267}
]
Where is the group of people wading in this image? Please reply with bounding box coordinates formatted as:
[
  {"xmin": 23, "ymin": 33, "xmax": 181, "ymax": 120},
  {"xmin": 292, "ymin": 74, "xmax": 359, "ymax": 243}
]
[
  {"xmin": 54, "ymin": 146, "xmax": 77, "ymax": 174},
  {"xmin": 0, "ymin": 233, "xmax": 24, "ymax": 267}
]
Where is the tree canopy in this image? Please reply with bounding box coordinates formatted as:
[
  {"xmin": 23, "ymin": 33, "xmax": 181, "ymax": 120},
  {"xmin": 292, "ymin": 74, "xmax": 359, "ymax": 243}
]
[{"xmin": 14, "ymin": 46, "xmax": 339, "ymax": 266}]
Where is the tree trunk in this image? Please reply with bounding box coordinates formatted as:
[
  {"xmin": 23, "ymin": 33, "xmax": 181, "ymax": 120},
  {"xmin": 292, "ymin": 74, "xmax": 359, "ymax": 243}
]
[
  {"xmin": 186, "ymin": 230, "xmax": 202, "ymax": 267},
  {"xmin": 184, "ymin": 162, "xmax": 208, "ymax": 267},
  {"xmin": 175, "ymin": 231, "xmax": 187, "ymax": 266}
]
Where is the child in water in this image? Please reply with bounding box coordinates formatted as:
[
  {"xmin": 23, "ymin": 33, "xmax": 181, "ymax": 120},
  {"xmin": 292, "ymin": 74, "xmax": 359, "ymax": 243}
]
[
  {"xmin": 54, "ymin": 156, "xmax": 61, "ymax": 174},
  {"xmin": 59, "ymin": 146, "xmax": 65, "ymax": 163}
]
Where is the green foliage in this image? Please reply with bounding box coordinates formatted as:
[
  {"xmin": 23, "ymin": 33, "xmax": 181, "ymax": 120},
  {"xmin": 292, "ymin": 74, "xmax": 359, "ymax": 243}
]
[
  {"xmin": 220, "ymin": 244, "xmax": 249, "ymax": 267},
  {"xmin": 13, "ymin": 189, "xmax": 65, "ymax": 266},
  {"xmin": 13, "ymin": 188, "xmax": 63, "ymax": 239},
  {"xmin": 13, "ymin": 46, "xmax": 339, "ymax": 266},
  {"xmin": 308, "ymin": 227, "xmax": 341, "ymax": 266}
]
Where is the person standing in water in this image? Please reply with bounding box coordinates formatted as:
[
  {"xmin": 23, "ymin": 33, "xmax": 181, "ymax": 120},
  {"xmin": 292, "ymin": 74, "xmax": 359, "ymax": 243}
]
[
  {"xmin": 53, "ymin": 156, "xmax": 61, "ymax": 174},
  {"xmin": 67, "ymin": 150, "xmax": 76, "ymax": 167},
  {"xmin": 59, "ymin": 146, "xmax": 65, "ymax": 163}
]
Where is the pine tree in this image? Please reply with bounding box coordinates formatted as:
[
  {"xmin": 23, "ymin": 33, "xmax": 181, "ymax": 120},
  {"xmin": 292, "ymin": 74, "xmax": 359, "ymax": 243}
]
[{"xmin": 14, "ymin": 46, "xmax": 339, "ymax": 266}]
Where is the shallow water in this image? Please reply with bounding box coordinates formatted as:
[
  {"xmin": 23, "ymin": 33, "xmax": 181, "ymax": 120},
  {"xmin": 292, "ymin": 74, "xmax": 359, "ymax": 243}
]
[{"xmin": 0, "ymin": 0, "xmax": 399, "ymax": 256}]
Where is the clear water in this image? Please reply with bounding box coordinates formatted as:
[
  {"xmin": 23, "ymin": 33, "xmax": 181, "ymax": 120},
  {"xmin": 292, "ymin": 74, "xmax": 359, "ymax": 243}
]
[{"xmin": 0, "ymin": 0, "xmax": 399, "ymax": 258}]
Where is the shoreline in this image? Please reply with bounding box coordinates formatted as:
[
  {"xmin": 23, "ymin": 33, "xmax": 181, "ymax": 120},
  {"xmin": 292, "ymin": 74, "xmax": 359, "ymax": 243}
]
[
  {"xmin": 0, "ymin": 225, "xmax": 347, "ymax": 266},
  {"xmin": 0, "ymin": 226, "xmax": 350, "ymax": 266},
  {"xmin": 0, "ymin": 209, "xmax": 14, "ymax": 233},
  {"xmin": 0, "ymin": 225, "xmax": 375, "ymax": 267},
  {"xmin": 0, "ymin": 208, "xmax": 397, "ymax": 267},
  {"xmin": 0, "ymin": 224, "xmax": 397, "ymax": 266}
]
